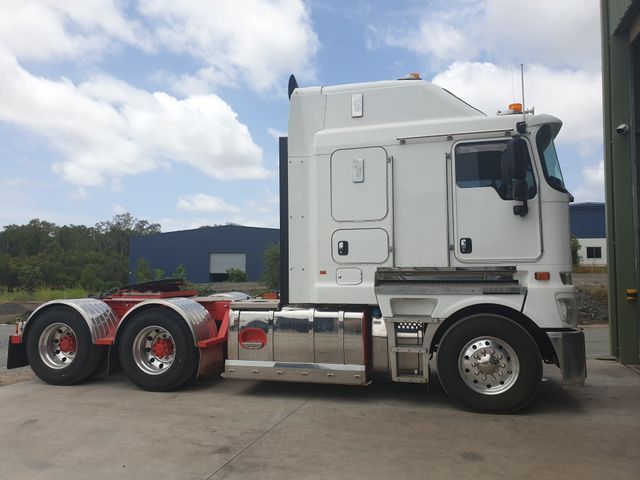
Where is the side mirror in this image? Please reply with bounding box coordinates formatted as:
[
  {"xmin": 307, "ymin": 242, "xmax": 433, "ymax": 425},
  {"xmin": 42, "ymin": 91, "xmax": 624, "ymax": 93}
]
[
  {"xmin": 511, "ymin": 137, "xmax": 528, "ymax": 180},
  {"xmin": 512, "ymin": 179, "xmax": 529, "ymax": 216},
  {"xmin": 506, "ymin": 137, "xmax": 529, "ymax": 216}
]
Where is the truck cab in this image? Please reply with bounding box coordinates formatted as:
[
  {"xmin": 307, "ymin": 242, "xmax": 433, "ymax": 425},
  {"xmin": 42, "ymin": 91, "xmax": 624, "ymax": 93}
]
[{"xmin": 225, "ymin": 75, "xmax": 585, "ymax": 412}]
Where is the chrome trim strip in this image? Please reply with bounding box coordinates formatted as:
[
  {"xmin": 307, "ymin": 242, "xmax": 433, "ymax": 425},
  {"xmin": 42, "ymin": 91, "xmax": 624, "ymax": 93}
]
[
  {"xmin": 223, "ymin": 360, "xmax": 367, "ymax": 385},
  {"xmin": 398, "ymin": 128, "xmax": 514, "ymax": 144}
]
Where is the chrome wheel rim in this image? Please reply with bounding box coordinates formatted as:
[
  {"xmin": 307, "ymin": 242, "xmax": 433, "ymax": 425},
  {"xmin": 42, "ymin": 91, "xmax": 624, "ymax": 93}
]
[
  {"xmin": 132, "ymin": 326, "xmax": 176, "ymax": 375},
  {"xmin": 38, "ymin": 322, "xmax": 77, "ymax": 369},
  {"xmin": 458, "ymin": 336, "xmax": 519, "ymax": 395}
]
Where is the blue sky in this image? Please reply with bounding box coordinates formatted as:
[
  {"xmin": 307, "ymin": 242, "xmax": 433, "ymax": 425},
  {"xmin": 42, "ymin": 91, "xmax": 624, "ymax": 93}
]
[{"xmin": 0, "ymin": 0, "xmax": 603, "ymax": 231}]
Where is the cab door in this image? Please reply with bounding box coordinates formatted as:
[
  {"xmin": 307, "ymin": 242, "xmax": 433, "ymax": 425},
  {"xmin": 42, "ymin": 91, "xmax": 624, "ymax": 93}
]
[{"xmin": 451, "ymin": 138, "xmax": 541, "ymax": 263}]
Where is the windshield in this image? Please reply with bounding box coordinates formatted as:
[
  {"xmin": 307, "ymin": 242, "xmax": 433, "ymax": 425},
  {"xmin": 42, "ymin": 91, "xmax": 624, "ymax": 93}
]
[{"xmin": 536, "ymin": 124, "xmax": 566, "ymax": 192}]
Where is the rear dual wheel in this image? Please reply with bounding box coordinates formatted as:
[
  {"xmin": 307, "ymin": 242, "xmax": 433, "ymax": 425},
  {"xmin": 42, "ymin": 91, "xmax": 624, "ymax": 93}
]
[
  {"xmin": 118, "ymin": 309, "xmax": 199, "ymax": 391},
  {"xmin": 436, "ymin": 314, "xmax": 542, "ymax": 413},
  {"xmin": 26, "ymin": 307, "xmax": 106, "ymax": 385}
]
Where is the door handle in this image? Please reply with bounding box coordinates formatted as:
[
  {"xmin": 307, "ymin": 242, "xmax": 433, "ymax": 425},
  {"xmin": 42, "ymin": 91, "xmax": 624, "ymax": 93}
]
[
  {"xmin": 460, "ymin": 238, "xmax": 472, "ymax": 254},
  {"xmin": 338, "ymin": 241, "xmax": 349, "ymax": 256}
]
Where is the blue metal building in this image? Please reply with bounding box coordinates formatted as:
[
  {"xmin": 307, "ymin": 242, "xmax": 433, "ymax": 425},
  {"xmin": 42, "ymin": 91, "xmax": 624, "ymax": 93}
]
[
  {"xmin": 569, "ymin": 202, "xmax": 606, "ymax": 239},
  {"xmin": 569, "ymin": 202, "xmax": 607, "ymax": 266},
  {"xmin": 129, "ymin": 225, "xmax": 279, "ymax": 283}
]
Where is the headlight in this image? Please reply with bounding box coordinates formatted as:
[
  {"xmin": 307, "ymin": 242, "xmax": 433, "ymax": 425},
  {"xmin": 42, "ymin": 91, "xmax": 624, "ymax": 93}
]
[{"xmin": 555, "ymin": 293, "xmax": 578, "ymax": 327}]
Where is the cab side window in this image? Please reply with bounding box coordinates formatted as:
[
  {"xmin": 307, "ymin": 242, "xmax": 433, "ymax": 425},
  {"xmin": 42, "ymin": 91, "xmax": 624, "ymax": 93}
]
[{"xmin": 455, "ymin": 141, "xmax": 536, "ymax": 200}]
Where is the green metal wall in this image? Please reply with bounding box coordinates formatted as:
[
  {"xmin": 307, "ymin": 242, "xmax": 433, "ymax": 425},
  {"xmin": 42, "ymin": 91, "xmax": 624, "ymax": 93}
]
[{"xmin": 601, "ymin": 0, "xmax": 640, "ymax": 364}]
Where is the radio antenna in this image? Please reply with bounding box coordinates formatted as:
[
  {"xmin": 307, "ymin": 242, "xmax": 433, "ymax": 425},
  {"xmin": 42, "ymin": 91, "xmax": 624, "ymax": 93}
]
[
  {"xmin": 511, "ymin": 67, "xmax": 515, "ymax": 103},
  {"xmin": 520, "ymin": 63, "xmax": 526, "ymax": 123}
]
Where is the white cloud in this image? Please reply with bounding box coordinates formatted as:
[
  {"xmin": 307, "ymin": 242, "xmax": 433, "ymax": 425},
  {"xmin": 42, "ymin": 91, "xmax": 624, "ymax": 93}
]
[
  {"xmin": 158, "ymin": 214, "xmax": 278, "ymax": 232},
  {"xmin": 432, "ymin": 62, "xmax": 602, "ymax": 155},
  {"xmin": 384, "ymin": 19, "xmax": 472, "ymax": 64},
  {"xmin": 573, "ymin": 161, "xmax": 605, "ymax": 202},
  {"xmin": 431, "ymin": 62, "xmax": 603, "ymax": 155},
  {"xmin": 267, "ymin": 128, "xmax": 287, "ymax": 140},
  {"xmin": 0, "ymin": 49, "xmax": 268, "ymax": 188},
  {"xmin": 479, "ymin": 0, "xmax": 601, "ymax": 70},
  {"xmin": 0, "ymin": 1, "xmax": 318, "ymax": 95},
  {"xmin": 0, "ymin": 0, "xmax": 150, "ymax": 61},
  {"xmin": 177, "ymin": 194, "xmax": 240, "ymax": 213},
  {"xmin": 372, "ymin": 0, "xmax": 600, "ymax": 71},
  {"xmin": 140, "ymin": 0, "xmax": 319, "ymax": 93}
]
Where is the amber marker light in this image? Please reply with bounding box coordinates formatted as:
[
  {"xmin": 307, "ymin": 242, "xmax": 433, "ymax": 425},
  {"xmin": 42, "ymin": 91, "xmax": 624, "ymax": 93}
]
[
  {"xmin": 535, "ymin": 272, "xmax": 551, "ymax": 281},
  {"xmin": 509, "ymin": 103, "xmax": 523, "ymax": 112},
  {"xmin": 319, "ymin": 270, "xmax": 327, "ymax": 275}
]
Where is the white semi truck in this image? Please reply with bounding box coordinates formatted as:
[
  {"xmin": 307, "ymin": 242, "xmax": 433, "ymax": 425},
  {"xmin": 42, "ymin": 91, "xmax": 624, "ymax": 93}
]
[{"xmin": 7, "ymin": 74, "xmax": 586, "ymax": 413}]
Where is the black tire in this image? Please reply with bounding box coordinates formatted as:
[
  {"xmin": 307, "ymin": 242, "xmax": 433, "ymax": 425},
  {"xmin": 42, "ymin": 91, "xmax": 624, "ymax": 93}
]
[
  {"xmin": 436, "ymin": 314, "xmax": 542, "ymax": 413},
  {"xmin": 118, "ymin": 308, "xmax": 199, "ymax": 391},
  {"xmin": 26, "ymin": 307, "xmax": 106, "ymax": 386}
]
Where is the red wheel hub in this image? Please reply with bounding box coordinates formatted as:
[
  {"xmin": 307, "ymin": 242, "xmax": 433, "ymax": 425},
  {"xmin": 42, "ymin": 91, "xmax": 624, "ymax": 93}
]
[
  {"xmin": 59, "ymin": 334, "xmax": 76, "ymax": 354},
  {"xmin": 151, "ymin": 338, "xmax": 174, "ymax": 358}
]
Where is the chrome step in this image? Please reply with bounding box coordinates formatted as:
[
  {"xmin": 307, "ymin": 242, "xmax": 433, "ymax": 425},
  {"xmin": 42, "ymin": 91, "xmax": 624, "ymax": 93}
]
[{"xmin": 385, "ymin": 317, "xmax": 436, "ymax": 384}]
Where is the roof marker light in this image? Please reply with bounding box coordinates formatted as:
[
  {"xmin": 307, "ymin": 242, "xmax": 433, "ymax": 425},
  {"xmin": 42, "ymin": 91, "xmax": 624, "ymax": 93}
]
[
  {"xmin": 509, "ymin": 103, "xmax": 523, "ymax": 113},
  {"xmin": 398, "ymin": 72, "xmax": 422, "ymax": 80}
]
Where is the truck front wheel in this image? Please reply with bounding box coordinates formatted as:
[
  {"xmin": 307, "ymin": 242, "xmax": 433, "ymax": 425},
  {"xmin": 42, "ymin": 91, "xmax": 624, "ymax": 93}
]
[
  {"xmin": 26, "ymin": 307, "xmax": 106, "ymax": 385},
  {"xmin": 436, "ymin": 314, "xmax": 542, "ymax": 413},
  {"xmin": 118, "ymin": 309, "xmax": 199, "ymax": 391}
]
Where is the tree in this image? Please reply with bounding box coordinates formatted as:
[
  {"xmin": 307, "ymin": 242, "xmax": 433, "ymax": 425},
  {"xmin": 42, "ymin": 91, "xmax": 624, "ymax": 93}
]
[
  {"xmin": 260, "ymin": 243, "xmax": 280, "ymax": 289},
  {"xmin": 0, "ymin": 213, "xmax": 162, "ymax": 293},
  {"xmin": 153, "ymin": 268, "xmax": 165, "ymax": 281},
  {"xmin": 172, "ymin": 263, "xmax": 187, "ymax": 280},
  {"xmin": 571, "ymin": 236, "xmax": 581, "ymax": 266},
  {"xmin": 18, "ymin": 265, "xmax": 44, "ymax": 292},
  {"xmin": 226, "ymin": 268, "xmax": 247, "ymax": 282},
  {"xmin": 135, "ymin": 257, "xmax": 152, "ymax": 283}
]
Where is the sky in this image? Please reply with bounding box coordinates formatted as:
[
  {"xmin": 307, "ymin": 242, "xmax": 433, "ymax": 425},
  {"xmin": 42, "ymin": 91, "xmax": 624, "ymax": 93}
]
[{"xmin": 0, "ymin": 0, "xmax": 604, "ymax": 231}]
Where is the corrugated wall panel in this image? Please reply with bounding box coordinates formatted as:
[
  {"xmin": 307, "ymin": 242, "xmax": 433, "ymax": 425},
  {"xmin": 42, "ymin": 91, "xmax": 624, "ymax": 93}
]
[{"xmin": 128, "ymin": 225, "xmax": 279, "ymax": 283}]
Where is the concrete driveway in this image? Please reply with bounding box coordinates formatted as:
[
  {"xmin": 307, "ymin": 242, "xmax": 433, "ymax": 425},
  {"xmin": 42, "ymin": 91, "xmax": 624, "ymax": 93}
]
[{"xmin": 0, "ymin": 325, "xmax": 638, "ymax": 480}]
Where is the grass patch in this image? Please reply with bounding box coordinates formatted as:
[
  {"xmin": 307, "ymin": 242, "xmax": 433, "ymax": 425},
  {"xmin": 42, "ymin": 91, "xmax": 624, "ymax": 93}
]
[
  {"xmin": 573, "ymin": 265, "xmax": 608, "ymax": 273},
  {"xmin": 0, "ymin": 287, "xmax": 87, "ymax": 303}
]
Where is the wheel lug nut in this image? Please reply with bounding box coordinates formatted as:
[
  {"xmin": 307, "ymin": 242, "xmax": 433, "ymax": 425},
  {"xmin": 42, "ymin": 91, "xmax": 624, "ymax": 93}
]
[
  {"xmin": 498, "ymin": 355, "xmax": 503, "ymax": 360},
  {"xmin": 474, "ymin": 355, "xmax": 479, "ymax": 360},
  {"xmin": 471, "ymin": 362, "xmax": 476, "ymax": 367},
  {"xmin": 474, "ymin": 371, "xmax": 480, "ymax": 376},
  {"xmin": 501, "ymin": 364, "xmax": 506, "ymax": 368},
  {"xmin": 498, "ymin": 372, "xmax": 503, "ymax": 376},
  {"xmin": 490, "ymin": 350, "xmax": 495, "ymax": 354}
]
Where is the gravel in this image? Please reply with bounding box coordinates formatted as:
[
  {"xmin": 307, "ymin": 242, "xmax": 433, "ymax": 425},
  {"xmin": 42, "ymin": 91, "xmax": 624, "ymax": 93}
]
[{"xmin": 573, "ymin": 273, "xmax": 609, "ymax": 325}]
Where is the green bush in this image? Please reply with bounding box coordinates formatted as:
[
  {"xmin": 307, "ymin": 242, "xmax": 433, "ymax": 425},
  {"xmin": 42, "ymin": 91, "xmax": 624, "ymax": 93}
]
[
  {"xmin": 260, "ymin": 243, "xmax": 280, "ymax": 289},
  {"xmin": 226, "ymin": 268, "xmax": 247, "ymax": 282}
]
